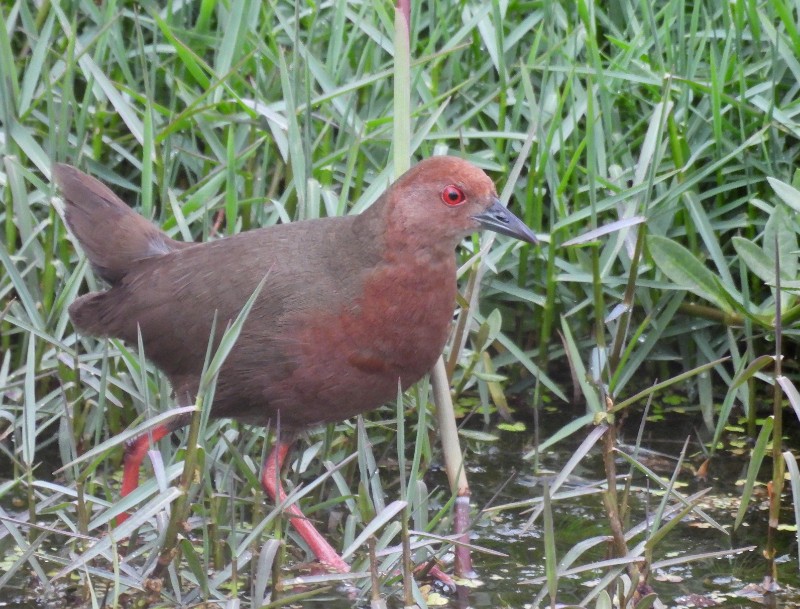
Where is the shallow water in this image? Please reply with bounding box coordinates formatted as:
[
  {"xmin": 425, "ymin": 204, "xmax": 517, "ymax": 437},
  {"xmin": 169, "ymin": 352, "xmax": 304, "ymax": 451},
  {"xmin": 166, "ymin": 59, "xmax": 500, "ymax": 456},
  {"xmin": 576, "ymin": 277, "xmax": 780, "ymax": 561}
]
[
  {"xmin": 287, "ymin": 403, "xmax": 800, "ymax": 608},
  {"xmin": 2, "ymin": 402, "xmax": 800, "ymax": 608}
]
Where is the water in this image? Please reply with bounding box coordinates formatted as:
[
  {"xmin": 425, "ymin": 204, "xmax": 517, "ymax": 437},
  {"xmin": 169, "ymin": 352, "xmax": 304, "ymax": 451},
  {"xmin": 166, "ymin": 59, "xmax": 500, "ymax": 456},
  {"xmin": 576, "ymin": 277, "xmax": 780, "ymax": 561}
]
[
  {"xmin": 2, "ymin": 402, "xmax": 800, "ymax": 608},
  {"xmin": 282, "ymin": 403, "xmax": 800, "ymax": 608}
]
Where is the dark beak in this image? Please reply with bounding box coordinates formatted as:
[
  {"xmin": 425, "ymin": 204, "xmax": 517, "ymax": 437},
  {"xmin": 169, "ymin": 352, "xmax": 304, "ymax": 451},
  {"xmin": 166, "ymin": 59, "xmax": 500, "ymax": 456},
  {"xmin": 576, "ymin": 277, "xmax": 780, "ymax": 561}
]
[{"xmin": 472, "ymin": 198, "xmax": 538, "ymax": 244}]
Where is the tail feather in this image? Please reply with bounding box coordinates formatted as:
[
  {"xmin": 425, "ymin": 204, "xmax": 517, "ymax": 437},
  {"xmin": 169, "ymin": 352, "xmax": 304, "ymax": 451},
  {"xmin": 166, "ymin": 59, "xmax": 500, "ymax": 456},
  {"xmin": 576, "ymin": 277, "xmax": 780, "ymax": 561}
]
[
  {"xmin": 53, "ymin": 164, "xmax": 183, "ymax": 284},
  {"xmin": 68, "ymin": 292, "xmax": 115, "ymax": 337}
]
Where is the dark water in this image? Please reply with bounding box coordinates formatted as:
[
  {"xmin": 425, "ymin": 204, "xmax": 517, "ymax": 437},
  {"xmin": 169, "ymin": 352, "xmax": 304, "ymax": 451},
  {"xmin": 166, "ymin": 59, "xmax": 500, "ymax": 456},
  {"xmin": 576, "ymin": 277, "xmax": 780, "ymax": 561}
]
[
  {"xmin": 3, "ymin": 403, "xmax": 800, "ymax": 608},
  {"xmin": 449, "ymin": 410, "xmax": 800, "ymax": 609},
  {"xmin": 278, "ymin": 404, "xmax": 800, "ymax": 608}
]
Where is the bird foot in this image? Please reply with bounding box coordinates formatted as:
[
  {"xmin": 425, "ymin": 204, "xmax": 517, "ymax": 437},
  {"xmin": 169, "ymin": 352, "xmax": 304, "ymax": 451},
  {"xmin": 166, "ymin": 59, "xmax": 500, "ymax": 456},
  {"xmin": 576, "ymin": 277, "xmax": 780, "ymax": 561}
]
[
  {"xmin": 314, "ymin": 553, "xmax": 351, "ymax": 574},
  {"xmin": 290, "ymin": 559, "xmax": 351, "ymax": 577},
  {"xmin": 415, "ymin": 562, "xmax": 456, "ymax": 591}
]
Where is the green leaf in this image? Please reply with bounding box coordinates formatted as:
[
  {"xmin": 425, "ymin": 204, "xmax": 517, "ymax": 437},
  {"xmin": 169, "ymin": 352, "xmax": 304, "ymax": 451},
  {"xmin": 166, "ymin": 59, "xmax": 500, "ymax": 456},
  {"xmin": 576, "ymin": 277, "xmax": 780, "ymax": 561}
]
[
  {"xmin": 542, "ymin": 481, "xmax": 558, "ymax": 605},
  {"xmin": 731, "ymin": 354, "xmax": 775, "ymax": 389},
  {"xmin": 648, "ymin": 235, "xmax": 735, "ymax": 313},
  {"xmin": 152, "ymin": 12, "xmax": 211, "ymax": 89},
  {"xmin": 768, "ymin": 176, "xmax": 800, "ymax": 214},
  {"xmin": 764, "ymin": 205, "xmax": 798, "ymax": 281},
  {"xmin": 458, "ymin": 429, "xmax": 499, "ymax": 442},
  {"xmin": 475, "ymin": 308, "xmax": 502, "ymax": 351},
  {"xmin": 782, "ymin": 451, "xmax": 800, "ymax": 571},
  {"xmin": 498, "ymin": 422, "xmax": 527, "ymax": 432},
  {"xmin": 732, "ymin": 236, "xmax": 780, "ymax": 284},
  {"xmin": 734, "ymin": 417, "xmax": 774, "ymax": 530}
]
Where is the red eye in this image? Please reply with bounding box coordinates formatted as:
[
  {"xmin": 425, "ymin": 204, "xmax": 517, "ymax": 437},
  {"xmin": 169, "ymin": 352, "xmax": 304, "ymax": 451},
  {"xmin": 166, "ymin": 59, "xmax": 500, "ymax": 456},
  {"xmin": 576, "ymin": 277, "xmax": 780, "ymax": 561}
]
[{"xmin": 441, "ymin": 185, "xmax": 466, "ymax": 206}]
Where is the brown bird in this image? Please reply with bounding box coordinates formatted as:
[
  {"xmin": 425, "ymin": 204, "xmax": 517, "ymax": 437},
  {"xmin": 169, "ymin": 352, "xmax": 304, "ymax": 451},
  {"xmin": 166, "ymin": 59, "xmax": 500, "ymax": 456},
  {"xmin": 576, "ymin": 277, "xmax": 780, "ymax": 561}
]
[{"xmin": 54, "ymin": 156, "xmax": 536, "ymax": 573}]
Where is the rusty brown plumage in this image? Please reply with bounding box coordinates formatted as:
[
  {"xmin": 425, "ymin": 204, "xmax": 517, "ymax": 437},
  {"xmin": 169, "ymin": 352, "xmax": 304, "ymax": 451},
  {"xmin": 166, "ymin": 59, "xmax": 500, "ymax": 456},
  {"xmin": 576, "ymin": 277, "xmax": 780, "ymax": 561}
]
[{"xmin": 53, "ymin": 156, "xmax": 537, "ymax": 572}]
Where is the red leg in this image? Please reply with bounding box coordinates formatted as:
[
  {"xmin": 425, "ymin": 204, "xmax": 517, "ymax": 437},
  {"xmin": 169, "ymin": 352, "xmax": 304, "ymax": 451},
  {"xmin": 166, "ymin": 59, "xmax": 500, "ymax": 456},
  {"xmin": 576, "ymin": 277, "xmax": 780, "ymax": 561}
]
[
  {"xmin": 416, "ymin": 562, "xmax": 456, "ymax": 588},
  {"xmin": 453, "ymin": 493, "xmax": 477, "ymax": 579},
  {"xmin": 117, "ymin": 415, "xmax": 191, "ymax": 525},
  {"xmin": 261, "ymin": 441, "xmax": 350, "ymax": 573}
]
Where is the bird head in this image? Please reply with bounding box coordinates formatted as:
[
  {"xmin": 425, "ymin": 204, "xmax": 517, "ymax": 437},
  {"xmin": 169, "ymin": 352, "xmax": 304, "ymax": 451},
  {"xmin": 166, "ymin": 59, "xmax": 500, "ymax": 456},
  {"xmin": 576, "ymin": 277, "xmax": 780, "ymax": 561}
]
[{"xmin": 385, "ymin": 156, "xmax": 538, "ymax": 246}]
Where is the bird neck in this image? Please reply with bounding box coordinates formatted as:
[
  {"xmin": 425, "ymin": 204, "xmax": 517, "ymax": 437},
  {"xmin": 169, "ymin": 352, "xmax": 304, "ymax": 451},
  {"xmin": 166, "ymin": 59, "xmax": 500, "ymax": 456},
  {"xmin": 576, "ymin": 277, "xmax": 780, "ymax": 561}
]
[{"xmin": 356, "ymin": 197, "xmax": 457, "ymax": 268}]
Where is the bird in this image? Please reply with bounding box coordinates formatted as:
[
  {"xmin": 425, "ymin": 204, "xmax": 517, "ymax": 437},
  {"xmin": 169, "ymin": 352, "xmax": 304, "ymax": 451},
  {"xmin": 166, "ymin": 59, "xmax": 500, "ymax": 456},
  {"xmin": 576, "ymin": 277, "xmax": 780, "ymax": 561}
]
[{"xmin": 53, "ymin": 156, "xmax": 537, "ymax": 573}]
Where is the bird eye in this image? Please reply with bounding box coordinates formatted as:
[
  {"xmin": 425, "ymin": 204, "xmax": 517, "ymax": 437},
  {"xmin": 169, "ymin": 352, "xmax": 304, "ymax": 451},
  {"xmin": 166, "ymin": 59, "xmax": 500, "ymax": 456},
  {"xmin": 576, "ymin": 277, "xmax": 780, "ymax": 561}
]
[{"xmin": 441, "ymin": 185, "xmax": 466, "ymax": 206}]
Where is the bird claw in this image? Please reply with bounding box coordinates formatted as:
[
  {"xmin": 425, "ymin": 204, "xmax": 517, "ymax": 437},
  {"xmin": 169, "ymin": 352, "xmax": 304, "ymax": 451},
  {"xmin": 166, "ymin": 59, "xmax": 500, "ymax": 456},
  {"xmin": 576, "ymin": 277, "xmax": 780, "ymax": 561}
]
[{"xmin": 414, "ymin": 561, "xmax": 456, "ymax": 591}]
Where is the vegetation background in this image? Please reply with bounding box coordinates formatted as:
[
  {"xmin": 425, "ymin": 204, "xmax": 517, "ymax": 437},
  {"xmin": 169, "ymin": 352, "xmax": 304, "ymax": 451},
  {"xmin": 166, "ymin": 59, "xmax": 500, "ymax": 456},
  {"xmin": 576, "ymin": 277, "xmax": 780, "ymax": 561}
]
[{"xmin": 2, "ymin": 0, "xmax": 800, "ymax": 607}]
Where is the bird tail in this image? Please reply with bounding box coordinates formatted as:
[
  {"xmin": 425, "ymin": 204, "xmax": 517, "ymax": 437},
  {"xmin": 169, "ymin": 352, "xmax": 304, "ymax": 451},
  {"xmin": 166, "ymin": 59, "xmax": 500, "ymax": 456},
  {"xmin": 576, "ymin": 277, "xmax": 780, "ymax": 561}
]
[{"xmin": 52, "ymin": 163, "xmax": 183, "ymax": 285}]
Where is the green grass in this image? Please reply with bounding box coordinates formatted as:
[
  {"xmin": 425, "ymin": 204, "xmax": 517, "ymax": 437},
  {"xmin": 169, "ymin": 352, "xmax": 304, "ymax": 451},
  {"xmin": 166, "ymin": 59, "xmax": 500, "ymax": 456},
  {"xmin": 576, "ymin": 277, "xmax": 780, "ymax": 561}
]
[{"xmin": 3, "ymin": 0, "xmax": 800, "ymax": 606}]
